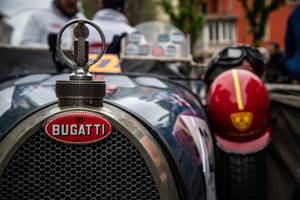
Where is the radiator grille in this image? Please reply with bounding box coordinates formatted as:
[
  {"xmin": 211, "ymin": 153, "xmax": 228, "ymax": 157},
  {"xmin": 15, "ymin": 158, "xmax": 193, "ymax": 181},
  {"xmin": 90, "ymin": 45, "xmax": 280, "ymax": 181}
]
[{"xmin": 0, "ymin": 127, "xmax": 160, "ymax": 199}]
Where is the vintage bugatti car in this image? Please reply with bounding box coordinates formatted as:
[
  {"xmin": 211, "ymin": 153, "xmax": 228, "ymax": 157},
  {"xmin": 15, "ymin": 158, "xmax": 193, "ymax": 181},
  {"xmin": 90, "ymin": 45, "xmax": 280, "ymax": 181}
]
[
  {"xmin": 0, "ymin": 16, "xmax": 217, "ymax": 200},
  {"xmin": 0, "ymin": 1, "xmax": 276, "ymax": 199}
]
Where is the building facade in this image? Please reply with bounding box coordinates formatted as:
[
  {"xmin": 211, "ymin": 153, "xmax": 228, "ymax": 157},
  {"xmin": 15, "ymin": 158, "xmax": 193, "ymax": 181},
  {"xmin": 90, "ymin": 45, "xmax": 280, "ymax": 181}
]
[{"xmin": 199, "ymin": 0, "xmax": 299, "ymax": 55}]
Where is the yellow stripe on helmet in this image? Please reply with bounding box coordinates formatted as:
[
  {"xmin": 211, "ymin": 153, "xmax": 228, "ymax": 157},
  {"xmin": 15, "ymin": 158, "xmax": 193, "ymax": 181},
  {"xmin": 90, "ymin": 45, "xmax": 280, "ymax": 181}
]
[{"xmin": 232, "ymin": 69, "xmax": 244, "ymax": 110}]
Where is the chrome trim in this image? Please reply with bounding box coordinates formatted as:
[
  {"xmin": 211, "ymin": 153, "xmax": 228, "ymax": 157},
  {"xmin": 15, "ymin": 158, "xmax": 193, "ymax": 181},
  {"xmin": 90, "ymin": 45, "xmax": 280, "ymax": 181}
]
[{"xmin": 0, "ymin": 103, "xmax": 180, "ymax": 200}]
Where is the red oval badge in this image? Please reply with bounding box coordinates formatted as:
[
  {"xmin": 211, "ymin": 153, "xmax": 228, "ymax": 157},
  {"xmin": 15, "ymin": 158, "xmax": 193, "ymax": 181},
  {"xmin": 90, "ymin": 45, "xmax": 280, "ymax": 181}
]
[{"xmin": 44, "ymin": 111, "xmax": 112, "ymax": 144}]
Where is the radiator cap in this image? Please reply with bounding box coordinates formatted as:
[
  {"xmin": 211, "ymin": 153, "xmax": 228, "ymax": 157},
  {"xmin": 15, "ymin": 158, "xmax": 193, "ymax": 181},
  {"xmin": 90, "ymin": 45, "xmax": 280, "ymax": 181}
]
[{"xmin": 55, "ymin": 19, "xmax": 106, "ymax": 107}]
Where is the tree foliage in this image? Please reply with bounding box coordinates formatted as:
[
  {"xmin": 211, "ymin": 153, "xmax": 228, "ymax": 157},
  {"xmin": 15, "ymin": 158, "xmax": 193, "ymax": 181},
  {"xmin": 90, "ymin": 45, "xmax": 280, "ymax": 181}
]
[
  {"xmin": 157, "ymin": 0, "xmax": 205, "ymax": 48},
  {"xmin": 239, "ymin": 0, "xmax": 284, "ymax": 47},
  {"xmin": 80, "ymin": 0, "xmax": 157, "ymax": 25},
  {"xmin": 80, "ymin": 0, "xmax": 100, "ymax": 19},
  {"xmin": 125, "ymin": 0, "xmax": 157, "ymax": 26}
]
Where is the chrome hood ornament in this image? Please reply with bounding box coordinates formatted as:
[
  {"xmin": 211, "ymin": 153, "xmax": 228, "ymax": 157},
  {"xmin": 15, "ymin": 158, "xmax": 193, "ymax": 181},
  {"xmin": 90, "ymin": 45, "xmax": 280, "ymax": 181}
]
[{"xmin": 55, "ymin": 19, "xmax": 106, "ymax": 107}]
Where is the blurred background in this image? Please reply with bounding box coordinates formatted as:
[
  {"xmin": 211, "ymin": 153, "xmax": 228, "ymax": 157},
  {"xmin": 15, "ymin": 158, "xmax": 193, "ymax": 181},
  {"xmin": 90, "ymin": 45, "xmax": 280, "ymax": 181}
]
[
  {"xmin": 1, "ymin": 0, "xmax": 299, "ymax": 59},
  {"xmin": 80, "ymin": 0, "xmax": 298, "ymax": 59}
]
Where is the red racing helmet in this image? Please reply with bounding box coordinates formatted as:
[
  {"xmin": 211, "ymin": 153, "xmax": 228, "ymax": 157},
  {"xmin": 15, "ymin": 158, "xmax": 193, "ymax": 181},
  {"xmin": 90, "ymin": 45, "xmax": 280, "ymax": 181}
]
[{"xmin": 207, "ymin": 69, "xmax": 270, "ymax": 153}]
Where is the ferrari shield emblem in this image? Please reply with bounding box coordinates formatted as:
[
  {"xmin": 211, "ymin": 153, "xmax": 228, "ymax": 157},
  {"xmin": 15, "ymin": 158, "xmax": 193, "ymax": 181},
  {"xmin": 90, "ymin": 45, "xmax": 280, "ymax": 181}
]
[{"xmin": 230, "ymin": 112, "xmax": 253, "ymax": 132}]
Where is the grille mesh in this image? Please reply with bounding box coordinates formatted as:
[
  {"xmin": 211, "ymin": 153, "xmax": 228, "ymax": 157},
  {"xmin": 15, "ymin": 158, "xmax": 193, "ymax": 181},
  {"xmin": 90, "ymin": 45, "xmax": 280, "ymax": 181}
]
[{"xmin": 0, "ymin": 127, "xmax": 160, "ymax": 200}]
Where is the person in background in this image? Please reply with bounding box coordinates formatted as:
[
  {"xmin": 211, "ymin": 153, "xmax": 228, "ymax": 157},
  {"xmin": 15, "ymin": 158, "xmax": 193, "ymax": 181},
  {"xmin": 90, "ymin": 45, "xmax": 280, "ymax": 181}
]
[
  {"xmin": 89, "ymin": 0, "xmax": 136, "ymax": 54},
  {"xmin": 265, "ymin": 42, "xmax": 291, "ymax": 83},
  {"xmin": 20, "ymin": 0, "xmax": 84, "ymax": 47},
  {"xmin": 285, "ymin": 5, "xmax": 300, "ymax": 82}
]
